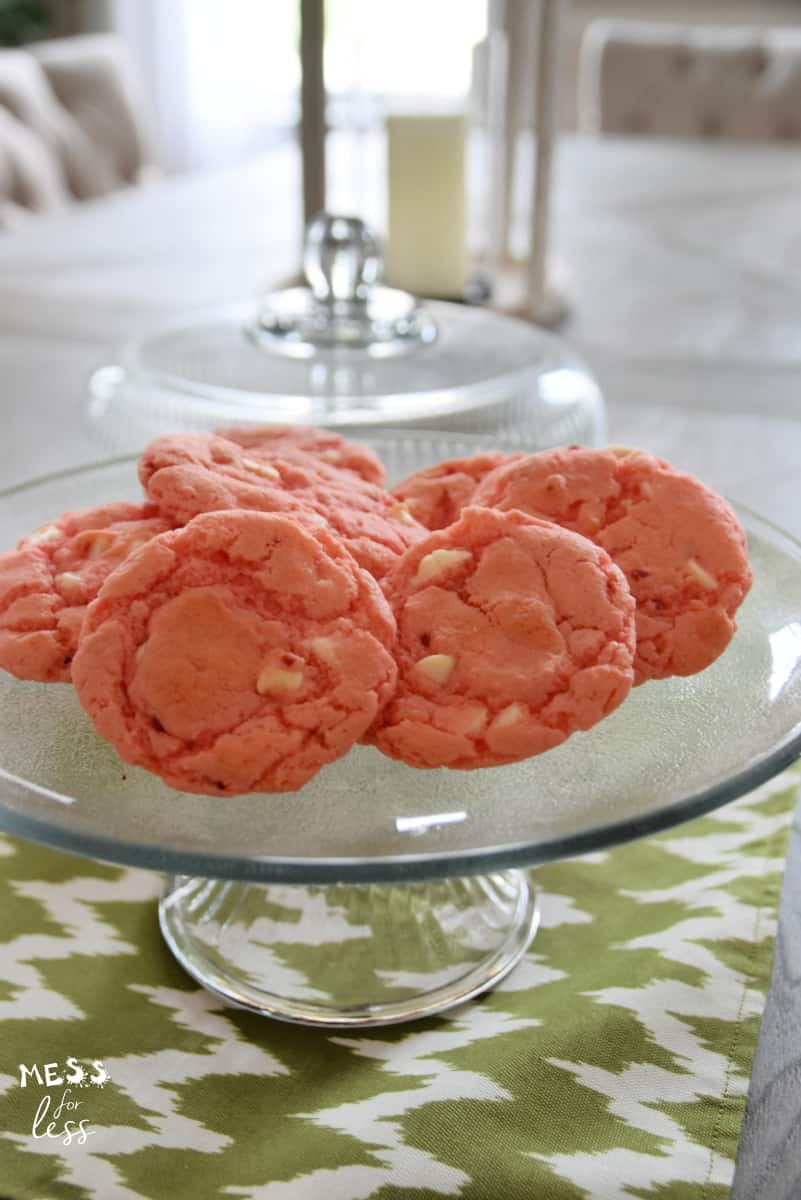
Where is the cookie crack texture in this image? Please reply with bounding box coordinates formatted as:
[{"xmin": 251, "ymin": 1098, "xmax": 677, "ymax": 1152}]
[
  {"xmin": 0, "ymin": 503, "xmax": 172, "ymax": 684},
  {"xmin": 139, "ymin": 432, "xmax": 424, "ymax": 581},
  {"xmin": 71, "ymin": 511, "xmax": 398, "ymax": 795},
  {"xmin": 474, "ymin": 447, "xmax": 752, "ymax": 684},
  {"xmin": 368, "ymin": 506, "xmax": 635, "ymax": 769}
]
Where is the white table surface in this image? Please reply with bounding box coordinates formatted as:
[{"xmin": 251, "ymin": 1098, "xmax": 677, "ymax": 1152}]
[{"xmin": 1, "ymin": 134, "xmax": 800, "ymax": 1196}]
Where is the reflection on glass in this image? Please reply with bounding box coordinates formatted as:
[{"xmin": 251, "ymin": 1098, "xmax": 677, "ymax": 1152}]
[
  {"xmin": 540, "ymin": 368, "xmax": 588, "ymax": 404},
  {"xmin": 396, "ymin": 811, "xmax": 468, "ymax": 836},
  {"xmin": 768, "ymin": 622, "xmax": 801, "ymax": 700}
]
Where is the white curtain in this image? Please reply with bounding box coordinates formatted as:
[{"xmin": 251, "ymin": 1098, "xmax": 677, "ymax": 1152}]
[{"xmin": 109, "ymin": 0, "xmax": 299, "ymax": 171}]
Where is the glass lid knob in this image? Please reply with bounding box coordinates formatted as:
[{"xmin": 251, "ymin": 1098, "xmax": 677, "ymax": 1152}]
[
  {"xmin": 248, "ymin": 212, "xmax": 438, "ymax": 358},
  {"xmin": 303, "ymin": 213, "xmax": 380, "ymax": 305}
]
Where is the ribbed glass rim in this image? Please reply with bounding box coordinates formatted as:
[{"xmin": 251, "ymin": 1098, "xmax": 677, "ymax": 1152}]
[{"xmin": 91, "ymin": 301, "xmax": 588, "ymax": 428}]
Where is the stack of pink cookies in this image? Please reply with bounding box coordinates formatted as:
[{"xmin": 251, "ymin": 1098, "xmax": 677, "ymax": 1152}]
[{"xmin": 0, "ymin": 429, "xmax": 752, "ymax": 795}]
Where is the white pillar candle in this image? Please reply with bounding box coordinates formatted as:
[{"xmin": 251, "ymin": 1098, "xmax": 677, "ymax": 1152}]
[{"xmin": 385, "ymin": 113, "xmax": 467, "ymax": 299}]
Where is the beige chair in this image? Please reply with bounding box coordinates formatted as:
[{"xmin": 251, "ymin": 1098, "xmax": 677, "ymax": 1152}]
[
  {"xmin": 0, "ymin": 33, "xmax": 160, "ymax": 229},
  {"xmin": 580, "ymin": 20, "xmax": 801, "ymax": 141}
]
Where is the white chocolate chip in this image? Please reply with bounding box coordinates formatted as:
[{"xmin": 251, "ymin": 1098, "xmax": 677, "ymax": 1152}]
[
  {"xmin": 414, "ymin": 653, "xmax": 455, "ymax": 684},
  {"xmin": 55, "ymin": 572, "xmax": 83, "ymax": 601},
  {"xmin": 256, "ymin": 665, "xmax": 304, "ymax": 696},
  {"xmin": 26, "ymin": 524, "xmax": 61, "ymax": 547},
  {"xmin": 490, "ymin": 703, "xmax": 527, "ymax": 731},
  {"xmin": 308, "ymin": 636, "xmax": 338, "ymax": 666},
  {"xmin": 413, "ymin": 548, "xmax": 471, "ymax": 584},
  {"xmin": 638, "ymin": 481, "xmax": 654, "ymax": 499},
  {"xmin": 84, "ymin": 531, "xmax": 115, "ymax": 561},
  {"xmin": 320, "ymin": 449, "xmax": 340, "ymax": 463},
  {"xmin": 686, "ymin": 558, "xmax": 718, "ymax": 591},
  {"xmin": 135, "ymin": 644, "xmax": 146, "ymax": 663},
  {"xmin": 242, "ymin": 457, "xmax": 280, "ymax": 481},
  {"xmin": 608, "ymin": 445, "xmax": 634, "ymax": 457},
  {"xmin": 460, "ymin": 706, "xmax": 488, "ymax": 735},
  {"xmin": 389, "ymin": 502, "xmax": 416, "ymax": 526}
]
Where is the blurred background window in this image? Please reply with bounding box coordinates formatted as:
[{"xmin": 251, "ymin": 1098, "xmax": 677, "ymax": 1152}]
[
  {"xmin": 326, "ymin": 0, "xmax": 486, "ymax": 117},
  {"xmin": 2, "ymin": 0, "xmax": 801, "ymax": 228},
  {"xmin": 4, "ymin": 1, "xmax": 801, "ymax": 177},
  {"xmin": 112, "ymin": 0, "xmax": 487, "ymax": 173}
]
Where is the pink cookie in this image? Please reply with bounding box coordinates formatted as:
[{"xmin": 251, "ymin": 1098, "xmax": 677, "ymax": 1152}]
[
  {"xmin": 391, "ymin": 452, "xmax": 522, "ymax": 530},
  {"xmin": 215, "ymin": 424, "xmax": 386, "ymax": 486},
  {"xmin": 474, "ymin": 446, "xmax": 753, "ymax": 683},
  {"xmin": 139, "ymin": 433, "xmax": 424, "ymax": 579},
  {"xmin": 368, "ymin": 506, "xmax": 635, "ymax": 770},
  {"xmin": 0, "ymin": 502, "xmax": 171, "ymax": 683},
  {"xmin": 72, "ymin": 510, "xmax": 398, "ymax": 795}
]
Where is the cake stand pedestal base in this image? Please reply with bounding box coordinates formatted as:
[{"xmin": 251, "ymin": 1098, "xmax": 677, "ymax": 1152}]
[{"xmin": 159, "ymin": 870, "xmax": 539, "ymax": 1028}]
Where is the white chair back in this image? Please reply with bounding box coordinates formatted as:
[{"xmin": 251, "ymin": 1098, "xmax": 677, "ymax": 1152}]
[{"xmin": 580, "ymin": 20, "xmax": 801, "ymax": 141}]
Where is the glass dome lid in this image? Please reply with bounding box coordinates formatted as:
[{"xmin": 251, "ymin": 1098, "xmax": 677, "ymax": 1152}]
[{"xmin": 89, "ymin": 213, "xmax": 605, "ymax": 447}]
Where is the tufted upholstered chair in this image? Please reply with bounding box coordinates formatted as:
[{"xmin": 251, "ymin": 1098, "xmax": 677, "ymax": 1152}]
[
  {"xmin": 0, "ymin": 34, "xmax": 160, "ymax": 229},
  {"xmin": 579, "ymin": 20, "xmax": 801, "ymax": 142}
]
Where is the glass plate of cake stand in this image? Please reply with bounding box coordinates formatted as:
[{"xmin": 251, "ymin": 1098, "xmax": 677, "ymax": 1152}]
[{"xmin": 2, "ymin": 433, "xmax": 801, "ymax": 1029}]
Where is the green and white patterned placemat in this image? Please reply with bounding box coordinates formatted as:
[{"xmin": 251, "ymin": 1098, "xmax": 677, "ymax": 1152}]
[{"xmin": 0, "ymin": 768, "xmax": 797, "ymax": 1200}]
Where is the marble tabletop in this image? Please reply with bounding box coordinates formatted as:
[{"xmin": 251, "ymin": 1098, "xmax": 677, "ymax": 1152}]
[{"xmin": 0, "ymin": 134, "xmax": 800, "ymax": 1196}]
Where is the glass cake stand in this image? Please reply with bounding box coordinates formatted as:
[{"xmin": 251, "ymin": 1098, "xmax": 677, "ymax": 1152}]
[{"xmin": 1, "ymin": 437, "xmax": 801, "ymax": 1027}]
